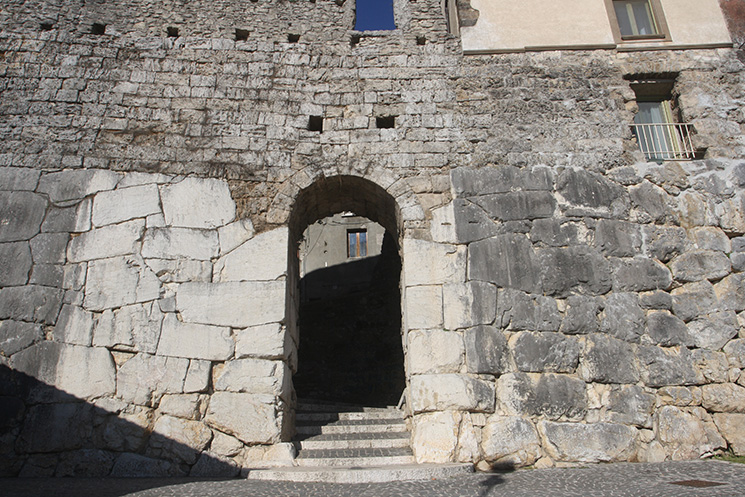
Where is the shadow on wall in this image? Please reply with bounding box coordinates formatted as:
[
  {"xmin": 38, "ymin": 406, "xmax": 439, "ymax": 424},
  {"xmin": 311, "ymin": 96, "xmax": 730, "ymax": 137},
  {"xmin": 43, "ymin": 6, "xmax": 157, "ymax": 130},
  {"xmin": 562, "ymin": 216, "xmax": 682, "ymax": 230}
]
[{"xmin": 0, "ymin": 364, "xmax": 239, "ymax": 482}]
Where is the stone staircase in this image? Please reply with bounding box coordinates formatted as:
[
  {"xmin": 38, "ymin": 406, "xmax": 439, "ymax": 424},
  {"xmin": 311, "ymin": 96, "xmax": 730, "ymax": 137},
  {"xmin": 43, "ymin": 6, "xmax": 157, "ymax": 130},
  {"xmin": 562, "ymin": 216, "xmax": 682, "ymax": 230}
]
[{"xmin": 245, "ymin": 400, "xmax": 473, "ymax": 483}]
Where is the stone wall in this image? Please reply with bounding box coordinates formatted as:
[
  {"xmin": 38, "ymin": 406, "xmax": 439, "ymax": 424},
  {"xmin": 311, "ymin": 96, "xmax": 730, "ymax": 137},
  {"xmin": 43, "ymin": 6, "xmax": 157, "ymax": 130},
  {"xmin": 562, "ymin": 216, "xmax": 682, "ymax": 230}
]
[{"xmin": 1, "ymin": 0, "xmax": 744, "ymax": 476}]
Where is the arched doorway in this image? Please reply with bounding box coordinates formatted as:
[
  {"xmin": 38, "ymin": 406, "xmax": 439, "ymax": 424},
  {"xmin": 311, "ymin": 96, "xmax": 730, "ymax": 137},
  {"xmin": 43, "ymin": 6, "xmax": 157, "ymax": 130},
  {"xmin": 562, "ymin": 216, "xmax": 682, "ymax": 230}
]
[{"xmin": 286, "ymin": 176, "xmax": 405, "ymax": 408}]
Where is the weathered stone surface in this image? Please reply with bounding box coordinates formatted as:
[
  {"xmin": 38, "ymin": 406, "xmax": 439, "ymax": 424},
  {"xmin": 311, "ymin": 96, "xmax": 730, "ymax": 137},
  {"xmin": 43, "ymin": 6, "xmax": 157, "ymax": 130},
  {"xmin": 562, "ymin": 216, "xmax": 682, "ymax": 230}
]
[
  {"xmin": 67, "ymin": 220, "xmax": 144, "ymax": 262},
  {"xmin": 498, "ymin": 373, "xmax": 587, "ymax": 420},
  {"xmin": 669, "ymin": 250, "xmax": 732, "ymax": 282},
  {"xmin": 141, "ymin": 227, "xmax": 219, "ymax": 261},
  {"xmin": 53, "ymin": 304, "xmax": 94, "ymax": 346},
  {"xmin": 176, "ymin": 281, "xmax": 284, "ymax": 328},
  {"xmin": 556, "ymin": 168, "xmax": 626, "ymax": 214},
  {"xmin": 41, "ymin": 200, "xmax": 92, "ymax": 233},
  {"xmin": 701, "ymin": 384, "xmax": 745, "ymax": 413},
  {"xmin": 0, "ymin": 320, "xmax": 42, "ymax": 356},
  {"xmin": 92, "ymin": 184, "xmax": 161, "ymax": 227},
  {"xmin": 110, "ymin": 453, "xmax": 178, "ymax": 477},
  {"xmin": 671, "ymin": 280, "xmax": 718, "ymax": 322},
  {"xmin": 451, "ymin": 165, "xmax": 553, "ymax": 197},
  {"xmin": 655, "ymin": 406, "xmax": 726, "ymax": 459},
  {"xmin": 408, "ymin": 329, "xmax": 464, "ymax": 374},
  {"xmin": 145, "ymin": 259, "xmax": 211, "ymax": 284},
  {"xmin": 403, "ymin": 239, "xmax": 465, "ymax": 286},
  {"xmin": 464, "ymin": 325, "xmax": 508, "ymax": 374},
  {"xmin": 160, "ymin": 177, "xmax": 236, "ymax": 229},
  {"xmin": 0, "ymin": 242, "xmax": 32, "ymax": 286},
  {"xmin": 17, "ymin": 403, "xmax": 93, "ymax": 453},
  {"xmin": 240, "ymin": 442, "xmax": 297, "ymax": 469},
  {"xmin": 37, "ymin": 169, "xmax": 119, "ymax": 203},
  {"xmin": 410, "ymin": 374, "xmax": 495, "ymax": 413},
  {"xmin": 638, "ymin": 346, "xmax": 703, "ymax": 387},
  {"xmin": 30, "ymin": 232, "xmax": 69, "ymax": 264},
  {"xmin": 148, "ymin": 414, "xmax": 213, "ymax": 464},
  {"xmin": 657, "ymin": 386, "xmax": 700, "ymax": 407},
  {"xmin": 190, "ymin": 452, "xmax": 240, "ymax": 477},
  {"xmin": 611, "ymin": 257, "xmax": 672, "ymax": 292},
  {"xmin": 29, "ymin": 264, "xmax": 63, "ymax": 287},
  {"xmin": 713, "ymin": 413, "xmax": 745, "ymax": 455},
  {"xmin": 54, "ymin": 449, "xmax": 115, "ymax": 477},
  {"xmin": 158, "ymin": 394, "xmax": 203, "ymax": 420},
  {"xmin": 688, "ymin": 226, "xmax": 731, "ymax": 252},
  {"xmin": 93, "ymin": 303, "xmax": 163, "ymax": 354},
  {"xmin": 540, "ymin": 421, "xmax": 637, "ymax": 463},
  {"xmin": 579, "ymin": 334, "xmax": 639, "ymax": 384},
  {"xmin": 213, "ymin": 359, "xmax": 289, "ymax": 398},
  {"xmin": 724, "ymin": 339, "xmax": 745, "ymax": 368},
  {"xmin": 692, "ymin": 349, "xmax": 729, "ymax": 383},
  {"xmin": 99, "ymin": 407, "xmax": 151, "ymax": 452},
  {"xmin": 600, "ymin": 293, "xmax": 645, "ymax": 343},
  {"xmin": 116, "ymin": 353, "xmax": 189, "ymax": 405},
  {"xmin": 404, "ymin": 285, "xmax": 443, "ymax": 330},
  {"xmin": 497, "ymin": 289, "xmax": 562, "ymax": 331},
  {"xmin": 411, "ymin": 411, "xmax": 460, "ymax": 464},
  {"xmin": 0, "ymin": 285, "xmax": 64, "ymax": 325},
  {"xmin": 718, "ymin": 192, "xmax": 745, "ymax": 234},
  {"xmin": 604, "ymin": 385, "xmax": 655, "ymax": 428},
  {"xmin": 642, "ymin": 225, "xmax": 687, "ymax": 262},
  {"xmin": 0, "ymin": 192, "xmax": 47, "ymax": 242},
  {"xmin": 511, "ymin": 332, "xmax": 579, "ymax": 373},
  {"xmin": 235, "ymin": 323, "xmax": 286, "ymax": 360},
  {"xmin": 714, "ymin": 274, "xmax": 745, "ymax": 313},
  {"xmin": 538, "ymin": 246, "xmax": 611, "ymax": 297},
  {"xmin": 0, "ymin": 167, "xmax": 40, "ymax": 191},
  {"xmin": 442, "ymin": 281, "xmax": 496, "ymax": 330},
  {"xmin": 446, "ymin": 198, "xmax": 499, "ymax": 243},
  {"xmin": 560, "ymin": 295, "xmax": 600, "ymax": 334},
  {"xmin": 209, "ymin": 431, "xmax": 244, "ymax": 458},
  {"xmin": 472, "ymin": 191, "xmax": 556, "ymax": 221},
  {"xmin": 687, "ymin": 311, "xmax": 738, "ymax": 350},
  {"xmin": 469, "ymin": 234, "xmax": 539, "ymax": 293},
  {"xmin": 594, "ymin": 220, "xmax": 641, "ymax": 257},
  {"xmin": 481, "ymin": 416, "xmax": 541, "ymax": 467},
  {"xmin": 217, "ymin": 218, "xmax": 255, "ymax": 255},
  {"xmin": 184, "ymin": 360, "xmax": 211, "ymax": 393},
  {"xmin": 157, "ymin": 314, "xmax": 233, "ymax": 361},
  {"xmin": 530, "ymin": 218, "xmax": 579, "ymax": 247},
  {"xmin": 645, "ymin": 311, "xmax": 691, "ymax": 347},
  {"xmin": 639, "ymin": 290, "xmax": 673, "ymax": 310},
  {"xmin": 214, "ymin": 227, "xmax": 288, "ymax": 282},
  {"xmin": 204, "ymin": 392, "xmax": 280, "ymax": 445},
  {"xmin": 629, "ymin": 181, "xmax": 670, "ymax": 223},
  {"xmin": 84, "ymin": 256, "xmax": 161, "ymax": 311}
]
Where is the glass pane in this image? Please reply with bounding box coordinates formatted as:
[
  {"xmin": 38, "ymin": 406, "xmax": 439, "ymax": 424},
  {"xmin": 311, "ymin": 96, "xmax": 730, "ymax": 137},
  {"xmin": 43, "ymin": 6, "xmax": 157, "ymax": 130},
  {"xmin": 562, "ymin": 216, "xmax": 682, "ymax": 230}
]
[
  {"xmin": 348, "ymin": 232, "xmax": 357, "ymax": 257},
  {"xmin": 614, "ymin": 2, "xmax": 634, "ymax": 36},
  {"xmin": 354, "ymin": 0, "xmax": 396, "ymax": 31},
  {"xmin": 614, "ymin": 0, "xmax": 657, "ymax": 37},
  {"xmin": 631, "ymin": 1, "xmax": 656, "ymax": 35},
  {"xmin": 359, "ymin": 232, "xmax": 367, "ymax": 257}
]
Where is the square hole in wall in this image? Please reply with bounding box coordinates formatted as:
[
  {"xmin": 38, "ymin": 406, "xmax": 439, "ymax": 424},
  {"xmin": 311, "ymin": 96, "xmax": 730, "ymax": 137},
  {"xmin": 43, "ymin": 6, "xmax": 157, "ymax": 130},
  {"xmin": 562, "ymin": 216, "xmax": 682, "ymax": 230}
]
[
  {"xmin": 91, "ymin": 23, "xmax": 106, "ymax": 35},
  {"xmin": 235, "ymin": 29, "xmax": 249, "ymax": 41},
  {"xmin": 376, "ymin": 116, "xmax": 396, "ymax": 129},
  {"xmin": 288, "ymin": 33, "xmax": 300, "ymax": 43},
  {"xmin": 308, "ymin": 115, "xmax": 324, "ymax": 132},
  {"xmin": 167, "ymin": 26, "xmax": 179, "ymax": 38},
  {"xmin": 40, "ymin": 23, "xmax": 54, "ymax": 31}
]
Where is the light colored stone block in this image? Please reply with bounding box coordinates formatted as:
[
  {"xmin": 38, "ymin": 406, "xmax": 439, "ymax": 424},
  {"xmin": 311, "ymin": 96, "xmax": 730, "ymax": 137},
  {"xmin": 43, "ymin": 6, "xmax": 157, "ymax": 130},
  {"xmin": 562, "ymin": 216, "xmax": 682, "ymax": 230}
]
[
  {"xmin": 411, "ymin": 411, "xmax": 459, "ymax": 463},
  {"xmin": 654, "ymin": 405, "xmax": 726, "ymax": 459},
  {"xmin": 184, "ymin": 359, "xmax": 211, "ymax": 393},
  {"xmin": 161, "ymin": 177, "xmax": 236, "ymax": 229},
  {"xmin": 157, "ymin": 314, "xmax": 233, "ymax": 361},
  {"xmin": 145, "ymin": 259, "xmax": 212, "ymax": 283},
  {"xmin": 214, "ymin": 227, "xmax": 288, "ymax": 282},
  {"xmin": 213, "ymin": 358, "xmax": 290, "ymax": 398},
  {"xmin": 701, "ymin": 383, "xmax": 745, "ymax": 413},
  {"xmin": 176, "ymin": 281, "xmax": 285, "ymax": 328},
  {"xmin": 93, "ymin": 302, "xmax": 163, "ymax": 354},
  {"xmin": 149, "ymin": 414, "xmax": 213, "ymax": 464},
  {"xmin": 539, "ymin": 421, "xmax": 638, "ymax": 463},
  {"xmin": 409, "ymin": 374, "xmax": 495, "ymax": 413},
  {"xmin": 157, "ymin": 394, "xmax": 203, "ymax": 420},
  {"xmin": 67, "ymin": 220, "xmax": 145, "ymax": 262},
  {"xmin": 141, "ymin": 227, "xmax": 219, "ymax": 261},
  {"xmin": 235, "ymin": 323, "xmax": 286, "ymax": 359},
  {"xmin": 481, "ymin": 415, "xmax": 541, "ymax": 467},
  {"xmin": 405, "ymin": 285, "xmax": 443, "ymax": 330},
  {"xmin": 116, "ymin": 353, "xmax": 189, "ymax": 405},
  {"xmin": 204, "ymin": 392, "xmax": 280, "ymax": 445},
  {"xmin": 443, "ymin": 281, "xmax": 496, "ymax": 330},
  {"xmin": 37, "ymin": 169, "xmax": 120, "ymax": 203},
  {"xmin": 53, "ymin": 304, "xmax": 94, "ymax": 346},
  {"xmin": 407, "ymin": 329, "xmax": 464, "ymax": 374},
  {"xmin": 92, "ymin": 184, "xmax": 161, "ymax": 227},
  {"xmin": 218, "ymin": 217, "xmax": 255, "ymax": 255},
  {"xmin": 84, "ymin": 256, "xmax": 161, "ymax": 311},
  {"xmin": 713, "ymin": 413, "xmax": 745, "ymax": 455},
  {"xmin": 403, "ymin": 238, "xmax": 466, "ymax": 286}
]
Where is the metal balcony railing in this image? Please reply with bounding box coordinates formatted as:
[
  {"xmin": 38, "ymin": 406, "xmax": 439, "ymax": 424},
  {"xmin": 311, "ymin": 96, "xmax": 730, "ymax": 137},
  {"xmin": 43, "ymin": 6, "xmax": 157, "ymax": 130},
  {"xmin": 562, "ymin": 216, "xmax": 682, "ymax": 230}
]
[{"xmin": 631, "ymin": 122, "xmax": 696, "ymax": 161}]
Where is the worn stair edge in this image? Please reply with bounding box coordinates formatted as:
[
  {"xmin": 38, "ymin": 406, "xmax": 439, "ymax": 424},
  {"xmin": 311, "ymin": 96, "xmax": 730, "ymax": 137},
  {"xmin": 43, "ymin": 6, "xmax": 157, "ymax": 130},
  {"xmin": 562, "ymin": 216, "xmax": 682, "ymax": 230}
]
[
  {"xmin": 296, "ymin": 423, "xmax": 406, "ymax": 435},
  {"xmin": 296, "ymin": 411, "xmax": 405, "ymax": 421},
  {"xmin": 296, "ymin": 454, "xmax": 415, "ymax": 467},
  {"xmin": 244, "ymin": 463, "xmax": 474, "ymax": 483},
  {"xmin": 298, "ymin": 437, "xmax": 410, "ymax": 450}
]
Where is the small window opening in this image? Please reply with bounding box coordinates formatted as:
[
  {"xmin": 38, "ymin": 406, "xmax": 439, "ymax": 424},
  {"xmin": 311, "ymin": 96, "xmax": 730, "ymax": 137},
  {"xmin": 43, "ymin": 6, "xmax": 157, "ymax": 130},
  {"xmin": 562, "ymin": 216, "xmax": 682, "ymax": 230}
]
[
  {"xmin": 347, "ymin": 229, "xmax": 368, "ymax": 258},
  {"xmin": 308, "ymin": 115, "xmax": 324, "ymax": 132},
  {"xmin": 40, "ymin": 23, "xmax": 54, "ymax": 31},
  {"xmin": 376, "ymin": 116, "xmax": 396, "ymax": 129},
  {"xmin": 354, "ymin": 0, "xmax": 396, "ymax": 31},
  {"xmin": 167, "ymin": 27, "xmax": 179, "ymax": 38},
  {"xmin": 91, "ymin": 23, "xmax": 106, "ymax": 35},
  {"xmin": 235, "ymin": 29, "xmax": 249, "ymax": 41},
  {"xmin": 350, "ymin": 34, "xmax": 361, "ymax": 47},
  {"xmin": 288, "ymin": 33, "xmax": 301, "ymax": 43},
  {"xmin": 416, "ymin": 35, "xmax": 427, "ymax": 46},
  {"xmin": 250, "ymin": 0, "xmax": 259, "ymax": 3}
]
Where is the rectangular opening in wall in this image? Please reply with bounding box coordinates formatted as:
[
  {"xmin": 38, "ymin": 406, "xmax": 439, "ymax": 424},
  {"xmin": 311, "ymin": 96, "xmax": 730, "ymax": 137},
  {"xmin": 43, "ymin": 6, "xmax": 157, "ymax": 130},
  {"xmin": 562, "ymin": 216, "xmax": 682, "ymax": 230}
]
[
  {"xmin": 347, "ymin": 229, "xmax": 367, "ymax": 258},
  {"xmin": 354, "ymin": 0, "xmax": 396, "ymax": 31},
  {"xmin": 288, "ymin": 33, "xmax": 301, "ymax": 43},
  {"xmin": 308, "ymin": 115, "xmax": 324, "ymax": 132},
  {"xmin": 167, "ymin": 26, "xmax": 179, "ymax": 38},
  {"xmin": 376, "ymin": 116, "xmax": 396, "ymax": 129},
  {"xmin": 235, "ymin": 29, "xmax": 249, "ymax": 41},
  {"xmin": 91, "ymin": 23, "xmax": 106, "ymax": 35}
]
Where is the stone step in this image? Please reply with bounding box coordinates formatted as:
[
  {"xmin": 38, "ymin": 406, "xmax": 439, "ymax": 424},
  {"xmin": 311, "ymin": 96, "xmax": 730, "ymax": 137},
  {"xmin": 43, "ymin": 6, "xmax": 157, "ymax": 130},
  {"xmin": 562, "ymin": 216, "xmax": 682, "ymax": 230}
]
[
  {"xmin": 297, "ymin": 446, "xmax": 413, "ymax": 460},
  {"xmin": 297, "ymin": 431, "xmax": 410, "ymax": 450},
  {"xmin": 296, "ymin": 401, "xmax": 396, "ymax": 412},
  {"xmin": 296, "ymin": 454, "xmax": 416, "ymax": 467},
  {"xmin": 245, "ymin": 463, "xmax": 475, "ymax": 483},
  {"xmin": 296, "ymin": 422, "xmax": 406, "ymax": 435},
  {"xmin": 296, "ymin": 410, "xmax": 405, "ymax": 422},
  {"xmin": 296, "ymin": 417, "xmax": 406, "ymax": 427}
]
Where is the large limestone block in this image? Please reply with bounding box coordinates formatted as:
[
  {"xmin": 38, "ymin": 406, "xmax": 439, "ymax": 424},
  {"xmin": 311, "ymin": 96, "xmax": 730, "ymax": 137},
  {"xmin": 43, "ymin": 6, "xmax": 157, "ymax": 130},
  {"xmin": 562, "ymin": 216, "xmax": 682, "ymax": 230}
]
[
  {"xmin": 0, "ymin": 285, "xmax": 64, "ymax": 325},
  {"xmin": 431, "ymin": 199, "xmax": 499, "ymax": 244},
  {"xmin": 713, "ymin": 413, "xmax": 745, "ymax": 455},
  {"xmin": 92, "ymin": 184, "xmax": 161, "ymax": 226},
  {"xmin": 157, "ymin": 314, "xmax": 233, "ymax": 361},
  {"xmin": 481, "ymin": 416, "xmax": 541, "ymax": 467},
  {"xmin": 204, "ymin": 392, "xmax": 280, "ymax": 444},
  {"xmin": 93, "ymin": 303, "xmax": 163, "ymax": 354},
  {"xmin": 638, "ymin": 346, "xmax": 704, "ymax": 387},
  {"xmin": 669, "ymin": 250, "xmax": 732, "ymax": 282},
  {"xmin": 407, "ymin": 329, "xmax": 464, "ymax": 374},
  {"xmin": 687, "ymin": 311, "xmax": 738, "ymax": 350},
  {"xmin": 37, "ymin": 169, "xmax": 119, "ymax": 203},
  {"xmin": 176, "ymin": 281, "xmax": 285, "ymax": 328},
  {"xmin": 464, "ymin": 325, "xmax": 508, "ymax": 374},
  {"xmin": 184, "ymin": 359, "xmax": 211, "ymax": 393},
  {"xmin": 497, "ymin": 373, "xmax": 587, "ymax": 420},
  {"xmin": 10, "ymin": 341, "xmax": 115, "ymax": 399},
  {"xmin": 157, "ymin": 394, "xmax": 203, "ymax": 420},
  {"xmin": 41, "ymin": 199, "xmax": 92, "ymax": 233},
  {"xmin": 0, "ymin": 167, "xmax": 40, "ymax": 191},
  {"xmin": 116, "ymin": 353, "xmax": 189, "ymax": 405},
  {"xmin": 724, "ymin": 339, "xmax": 745, "ymax": 368},
  {"xmin": 701, "ymin": 384, "xmax": 745, "ymax": 413},
  {"xmin": 0, "ymin": 320, "xmax": 43, "ymax": 356},
  {"xmin": 645, "ymin": 311, "xmax": 692, "ymax": 347},
  {"xmin": 410, "ymin": 411, "xmax": 459, "ymax": 463},
  {"xmin": 404, "ymin": 285, "xmax": 443, "ymax": 330},
  {"xmin": 442, "ymin": 281, "xmax": 496, "ymax": 330},
  {"xmin": 148, "ymin": 415, "xmax": 213, "ymax": 465},
  {"xmin": 0, "ymin": 191, "xmax": 47, "ymax": 242},
  {"xmin": 497, "ymin": 289, "xmax": 562, "ymax": 331},
  {"xmin": 213, "ymin": 358, "xmax": 290, "ymax": 399},
  {"xmin": 0, "ymin": 242, "xmax": 32, "ymax": 286},
  {"xmin": 67, "ymin": 220, "xmax": 145, "ymax": 262},
  {"xmin": 30, "ymin": 232, "xmax": 69, "ymax": 264},
  {"xmin": 511, "ymin": 332, "xmax": 580, "ymax": 373},
  {"xmin": 692, "ymin": 349, "xmax": 729, "ymax": 383},
  {"xmin": 214, "ymin": 227, "xmax": 288, "ymax": 282},
  {"xmin": 16, "ymin": 403, "xmax": 94, "ymax": 453},
  {"xmin": 600, "ymin": 293, "xmax": 645, "ymax": 343},
  {"xmin": 235, "ymin": 323, "xmax": 287, "ymax": 360},
  {"xmin": 642, "ymin": 225, "xmax": 687, "ymax": 262},
  {"xmin": 718, "ymin": 193, "xmax": 745, "ymax": 234},
  {"xmin": 538, "ymin": 246, "xmax": 612, "ymax": 297},
  {"xmin": 594, "ymin": 220, "xmax": 642, "ymax": 257},
  {"xmin": 409, "ymin": 374, "xmax": 495, "ymax": 413},
  {"xmin": 611, "ymin": 258, "xmax": 672, "ymax": 292},
  {"xmin": 141, "ymin": 227, "xmax": 219, "ymax": 261},
  {"xmin": 145, "ymin": 259, "xmax": 212, "ymax": 283},
  {"xmin": 53, "ymin": 304, "xmax": 94, "ymax": 346},
  {"xmin": 218, "ymin": 218, "xmax": 255, "ymax": 255},
  {"xmin": 556, "ymin": 168, "xmax": 626, "ymax": 216},
  {"xmin": 714, "ymin": 274, "xmax": 745, "ymax": 312},
  {"xmin": 468, "ymin": 234, "xmax": 539, "ymax": 293},
  {"xmin": 403, "ymin": 238, "xmax": 465, "ymax": 286},
  {"xmin": 671, "ymin": 280, "xmax": 718, "ymax": 322},
  {"xmin": 655, "ymin": 406, "xmax": 726, "ymax": 459},
  {"xmin": 471, "ymin": 191, "xmax": 556, "ymax": 221},
  {"xmin": 451, "ymin": 165, "xmax": 553, "ymax": 197},
  {"xmin": 603, "ymin": 385, "xmax": 655, "ymax": 428},
  {"xmin": 160, "ymin": 177, "xmax": 236, "ymax": 229},
  {"xmin": 560, "ymin": 295, "xmax": 600, "ymax": 334},
  {"xmin": 110, "ymin": 453, "xmax": 178, "ymax": 477},
  {"xmin": 84, "ymin": 256, "xmax": 161, "ymax": 311},
  {"xmin": 539, "ymin": 421, "xmax": 637, "ymax": 463}
]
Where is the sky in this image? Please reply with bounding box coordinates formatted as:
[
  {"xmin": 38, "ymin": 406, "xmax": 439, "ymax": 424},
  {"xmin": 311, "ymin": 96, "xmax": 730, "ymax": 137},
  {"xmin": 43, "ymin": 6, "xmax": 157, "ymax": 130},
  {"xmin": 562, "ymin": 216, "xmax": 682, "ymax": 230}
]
[{"xmin": 354, "ymin": 0, "xmax": 396, "ymax": 31}]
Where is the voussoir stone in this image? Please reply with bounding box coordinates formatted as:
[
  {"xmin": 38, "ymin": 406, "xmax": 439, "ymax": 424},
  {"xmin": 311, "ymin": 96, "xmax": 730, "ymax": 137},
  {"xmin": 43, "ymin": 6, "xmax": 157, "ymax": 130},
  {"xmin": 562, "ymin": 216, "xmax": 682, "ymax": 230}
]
[
  {"xmin": 160, "ymin": 177, "xmax": 236, "ymax": 229},
  {"xmin": 0, "ymin": 191, "xmax": 47, "ymax": 242},
  {"xmin": 157, "ymin": 314, "xmax": 233, "ymax": 361},
  {"xmin": 176, "ymin": 281, "xmax": 284, "ymax": 328},
  {"xmin": 408, "ymin": 329, "xmax": 465, "ymax": 374},
  {"xmin": 204, "ymin": 392, "xmax": 280, "ymax": 445},
  {"xmin": 92, "ymin": 184, "xmax": 161, "ymax": 226},
  {"xmin": 539, "ymin": 421, "xmax": 637, "ymax": 463},
  {"xmin": 214, "ymin": 227, "xmax": 288, "ymax": 282},
  {"xmin": 409, "ymin": 374, "xmax": 495, "ymax": 413}
]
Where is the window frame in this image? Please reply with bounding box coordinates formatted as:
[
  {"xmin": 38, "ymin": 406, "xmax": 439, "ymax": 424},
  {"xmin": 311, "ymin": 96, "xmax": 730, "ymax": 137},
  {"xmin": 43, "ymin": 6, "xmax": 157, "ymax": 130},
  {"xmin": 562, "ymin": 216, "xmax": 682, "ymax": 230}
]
[
  {"xmin": 347, "ymin": 229, "xmax": 368, "ymax": 259},
  {"xmin": 605, "ymin": 0, "xmax": 670, "ymax": 43}
]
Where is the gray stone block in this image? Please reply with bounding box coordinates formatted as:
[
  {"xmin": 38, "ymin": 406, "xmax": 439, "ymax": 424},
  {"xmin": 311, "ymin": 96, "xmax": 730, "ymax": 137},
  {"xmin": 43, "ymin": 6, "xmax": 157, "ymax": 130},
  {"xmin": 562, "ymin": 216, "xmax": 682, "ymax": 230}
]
[
  {"xmin": 688, "ymin": 227, "xmax": 731, "ymax": 252},
  {"xmin": 54, "ymin": 449, "xmax": 115, "ymax": 477},
  {"xmin": 579, "ymin": 334, "xmax": 639, "ymax": 384},
  {"xmin": 556, "ymin": 168, "xmax": 625, "ymax": 212},
  {"xmin": 600, "ymin": 293, "xmax": 645, "ymax": 343},
  {"xmin": 481, "ymin": 415, "xmax": 541, "ymax": 467},
  {"xmin": 0, "ymin": 320, "xmax": 43, "ymax": 357},
  {"xmin": 17, "ymin": 403, "xmax": 93, "ymax": 453},
  {"xmin": 452, "ymin": 199, "xmax": 499, "ymax": 243},
  {"xmin": 30, "ymin": 264, "xmax": 64, "ymax": 287},
  {"xmin": 641, "ymin": 225, "xmax": 686, "ymax": 263},
  {"xmin": 538, "ymin": 246, "xmax": 611, "ymax": 297},
  {"xmin": 669, "ymin": 250, "xmax": 732, "ymax": 282},
  {"xmin": 540, "ymin": 421, "xmax": 637, "ymax": 463},
  {"xmin": 645, "ymin": 311, "xmax": 691, "ymax": 347},
  {"xmin": 611, "ymin": 257, "xmax": 672, "ymax": 292},
  {"xmin": 0, "ymin": 285, "xmax": 64, "ymax": 325},
  {"xmin": 499, "ymin": 373, "xmax": 587, "ymax": 420},
  {"xmin": 0, "ymin": 167, "xmax": 40, "ymax": 191},
  {"xmin": 0, "ymin": 192, "xmax": 47, "ymax": 242},
  {"xmin": 468, "ymin": 234, "xmax": 539, "ymax": 293},
  {"xmin": 472, "ymin": 191, "xmax": 556, "ymax": 221},
  {"xmin": 110, "ymin": 453, "xmax": 179, "ymax": 477},
  {"xmin": 147, "ymin": 415, "xmax": 213, "ymax": 465},
  {"xmin": 638, "ymin": 346, "xmax": 703, "ymax": 387},
  {"xmin": 714, "ymin": 273, "xmax": 745, "ymax": 312},
  {"xmin": 605, "ymin": 385, "xmax": 655, "ymax": 428},
  {"xmin": 37, "ymin": 169, "xmax": 119, "ymax": 203},
  {"xmin": 464, "ymin": 325, "xmax": 508, "ymax": 374},
  {"xmin": 559, "ymin": 295, "xmax": 600, "ymax": 334},
  {"xmin": 511, "ymin": 332, "xmax": 579, "ymax": 373},
  {"xmin": 724, "ymin": 339, "xmax": 745, "ymax": 369},
  {"xmin": 639, "ymin": 290, "xmax": 673, "ymax": 310},
  {"xmin": 687, "ymin": 311, "xmax": 738, "ymax": 350},
  {"xmin": 530, "ymin": 218, "xmax": 578, "ymax": 247},
  {"xmin": 692, "ymin": 349, "xmax": 730, "ymax": 383},
  {"xmin": 497, "ymin": 289, "xmax": 561, "ymax": 331},
  {"xmin": 451, "ymin": 165, "xmax": 552, "ymax": 197},
  {"xmin": 0, "ymin": 242, "xmax": 32, "ymax": 286},
  {"xmin": 30, "ymin": 233, "xmax": 70, "ymax": 264},
  {"xmin": 629, "ymin": 181, "xmax": 670, "ymax": 223},
  {"xmin": 41, "ymin": 200, "xmax": 91, "ymax": 233},
  {"xmin": 116, "ymin": 353, "xmax": 189, "ymax": 405},
  {"xmin": 671, "ymin": 280, "xmax": 718, "ymax": 322},
  {"xmin": 593, "ymin": 220, "xmax": 641, "ymax": 257},
  {"xmin": 190, "ymin": 452, "xmax": 240, "ymax": 477}
]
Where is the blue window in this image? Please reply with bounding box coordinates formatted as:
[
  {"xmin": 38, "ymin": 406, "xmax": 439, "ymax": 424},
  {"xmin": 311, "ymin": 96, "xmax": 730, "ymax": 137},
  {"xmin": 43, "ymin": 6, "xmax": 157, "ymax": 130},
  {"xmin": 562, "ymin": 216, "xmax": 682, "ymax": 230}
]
[{"xmin": 354, "ymin": 0, "xmax": 396, "ymax": 31}]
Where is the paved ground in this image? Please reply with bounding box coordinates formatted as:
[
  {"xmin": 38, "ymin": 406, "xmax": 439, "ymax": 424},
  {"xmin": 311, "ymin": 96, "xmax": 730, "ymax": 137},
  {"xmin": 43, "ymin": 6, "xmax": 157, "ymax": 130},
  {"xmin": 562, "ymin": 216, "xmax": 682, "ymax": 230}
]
[{"xmin": 3, "ymin": 460, "xmax": 745, "ymax": 497}]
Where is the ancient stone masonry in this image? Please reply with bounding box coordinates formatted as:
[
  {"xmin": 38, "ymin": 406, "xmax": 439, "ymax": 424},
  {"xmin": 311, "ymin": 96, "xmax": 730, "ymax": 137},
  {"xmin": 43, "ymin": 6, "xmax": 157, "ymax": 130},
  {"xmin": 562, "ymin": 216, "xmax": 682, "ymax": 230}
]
[{"xmin": 1, "ymin": 0, "xmax": 745, "ymax": 477}]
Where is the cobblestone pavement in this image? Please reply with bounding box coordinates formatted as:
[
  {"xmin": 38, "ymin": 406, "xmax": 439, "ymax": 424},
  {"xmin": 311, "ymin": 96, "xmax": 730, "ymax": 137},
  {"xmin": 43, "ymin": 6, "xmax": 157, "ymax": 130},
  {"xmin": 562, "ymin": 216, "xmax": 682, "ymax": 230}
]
[{"xmin": 3, "ymin": 461, "xmax": 745, "ymax": 497}]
